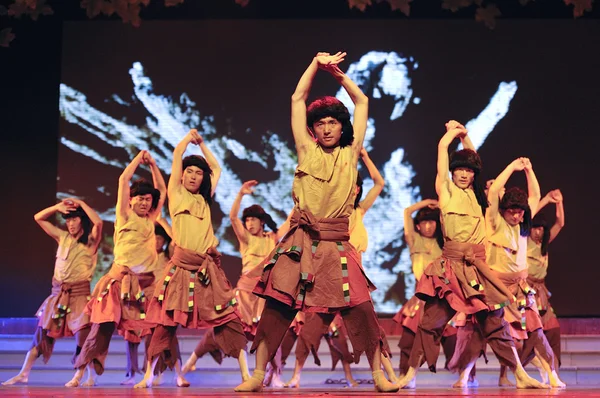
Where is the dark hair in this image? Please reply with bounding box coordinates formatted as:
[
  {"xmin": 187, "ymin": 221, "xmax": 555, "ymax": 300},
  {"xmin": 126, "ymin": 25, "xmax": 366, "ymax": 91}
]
[
  {"xmin": 449, "ymin": 149, "xmax": 488, "ymax": 214},
  {"xmin": 242, "ymin": 205, "xmax": 278, "ymax": 233},
  {"xmin": 61, "ymin": 207, "xmax": 92, "ymax": 245},
  {"xmin": 130, "ymin": 179, "xmax": 160, "ymax": 211},
  {"xmin": 307, "ymin": 96, "xmax": 354, "ymax": 148},
  {"xmin": 182, "ymin": 155, "xmax": 213, "ymax": 206},
  {"xmin": 154, "ymin": 223, "xmax": 172, "ymax": 259},
  {"xmin": 500, "ymin": 187, "xmax": 532, "ymax": 237},
  {"xmin": 354, "ymin": 174, "xmax": 364, "ymax": 209},
  {"xmin": 414, "ymin": 207, "xmax": 444, "ymax": 249},
  {"xmin": 531, "ymin": 213, "xmax": 550, "ymax": 256}
]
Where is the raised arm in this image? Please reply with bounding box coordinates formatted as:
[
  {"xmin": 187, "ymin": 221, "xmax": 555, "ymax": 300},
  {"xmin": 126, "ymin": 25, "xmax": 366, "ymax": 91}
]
[
  {"xmin": 435, "ymin": 121, "xmax": 467, "ymax": 201},
  {"xmin": 358, "ymin": 148, "xmax": 384, "ymax": 211},
  {"xmin": 548, "ymin": 190, "xmax": 565, "ymax": 243},
  {"xmin": 144, "ymin": 152, "xmax": 167, "ymax": 221},
  {"xmin": 488, "ymin": 158, "xmax": 526, "ymax": 229},
  {"xmin": 291, "ymin": 57, "xmax": 320, "ymax": 164},
  {"xmin": 523, "ymin": 159, "xmax": 541, "ymax": 216},
  {"xmin": 322, "ymin": 61, "xmax": 369, "ymax": 156},
  {"xmin": 403, "ymin": 199, "xmax": 438, "ymax": 249},
  {"xmin": 117, "ymin": 150, "xmax": 146, "ymax": 222},
  {"xmin": 197, "ymin": 134, "xmax": 221, "ymax": 196},
  {"xmin": 34, "ymin": 201, "xmax": 75, "ymax": 242},
  {"xmin": 169, "ymin": 129, "xmax": 198, "ymax": 198},
  {"xmin": 229, "ymin": 181, "xmax": 257, "ymax": 245},
  {"xmin": 66, "ymin": 198, "xmax": 104, "ymax": 253}
]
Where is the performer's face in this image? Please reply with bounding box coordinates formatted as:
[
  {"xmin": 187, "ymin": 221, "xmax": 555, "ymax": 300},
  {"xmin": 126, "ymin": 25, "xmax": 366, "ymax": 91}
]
[
  {"xmin": 130, "ymin": 194, "xmax": 153, "ymax": 217},
  {"xmin": 245, "ymin": 216, "xmax": 264, "ymax": 236},
  {"xmin": 417, "ymin": 220, "xmax": 437, "ymax": 238},
  {"xmin": 312, "ymin": 117, "xmax": 343, "ymax": 148},
  {"xmin": 155, "ymin": 235, "xmax": 166, "ymax": 252},
  {"xmin": 182, "ymin": 165, "xmax": 203, "ymax": 194},
  {"xmin": 452, "ymin": 167, "xmax": 475, "ymax": 189},
  {"xmin": 65, "ymin": 216, "xmax": 82, "ymax": 236},
  {"xmin": 502, "ymin": 208, "xmax": 525, "ymax": 226},
  {"xmin": 530, "ymin": 226, "xmax": 544, "ymax": 244}
]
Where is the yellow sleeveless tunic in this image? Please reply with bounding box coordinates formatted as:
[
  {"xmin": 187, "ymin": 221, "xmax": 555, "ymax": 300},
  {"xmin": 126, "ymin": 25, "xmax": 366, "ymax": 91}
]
[
  {"xmin": 54, "ymin": 230, "xmax": 97, "ymax": 283},
  {"xmin": 410, "ymin": 234, "xmax": 442, "ymax": 281},
  {"xmin": 113, "ymin": 211, "xmax": 157, "ymax": 274},
  {"xmin": 440, "ymin": 181, "xmax": 486, "ymax": 244},
  {"xmin": 527, "ymin": 238, "xmax": 548, "ymax": 279},
  {"xmin": 349, "ymin": 207, "xmax": 367, "ymax": 253},
  {"xmin": 241, "ymin": 232, "xmax": 276, "ymax": 280},
  {"xmin": 486, "ymin": 212, "xmax": 527, "ymax": 273},
  {"xmin": 169, "ymin": 185, "xmax": 219, "ymax": 253},
  {"xmin": 292, "ymin": 142, "xmax": 357, "ymax": 218}
]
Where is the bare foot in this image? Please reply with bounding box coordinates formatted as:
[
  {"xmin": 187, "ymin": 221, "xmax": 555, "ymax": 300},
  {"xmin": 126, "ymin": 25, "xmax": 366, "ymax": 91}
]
[
  {"xmin": 133, "ymin": 378, "xmax": 152, "ymax": 389},
  {"xmin": 270, "ymin": 374, "xmax": 285, "ymax": 388},
  {"xmin": 81, "ymin": 377, "xmax": 96, "ymax": 387},
  {"xmin": 548, "ymin": 371, "xmax": 566, "ymax": 389},
  {"xmin": 468, "ymin": 377, "xmax": 479, "ymax": 388},
  {"xmin": 2, "ymin": 374, "xmax": 29, "ymax": 386},
  {"xmin": 120, "ymin": 376, "xmax": 136, "ymax": 385},
  {"xmin": 152, "ymin": 372, "xmax": 164, "ymax": 386},
  {"xmin": 453, "ymin": 379, "xmax": 469, "ymax": 388},
  {"xmin": 284, "ymin": 375, "xmax": 300, "ymax": 388},
  {"xmin": 65, "ymin": 377, "xmax": 81, "ymax": 388},
  {"xmin": 346, "ymin": 378, "xmax": 359, "ymax": 387},
  {"xmin": 176, "ymin": 376, "xmax": 190, "ymax": 387},
  {"xmin": 181, "ymin": 360, "xmax": 195, "ymax": 375},
  {"xmin": 538, "ymin": 369, "xmax": 550, "ymax": 385},
  {"xmin": 498, "ymin": 376, "xmax": 515, "ymax": 387},
  {"xmin": 515, "ymin": 368, "xmax": 550, "ymax": 389}
]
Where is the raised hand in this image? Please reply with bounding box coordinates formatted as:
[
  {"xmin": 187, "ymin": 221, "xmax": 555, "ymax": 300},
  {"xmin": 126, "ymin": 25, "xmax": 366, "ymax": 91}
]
[
  {"xmin": 360, "ymin": 147, "xmax": 368, "ymax": 158},
  {"xmin": 549, "ymin": 189, "xmax": 563, "ymax": 203},
  {"xmin": 56, "ymin": 200, "xmax": 77, "ymax": 214},
  {"xmin": 522, "ymin": 158, "xmax": 533, "ymax": 172},
  {"xmin": 315, "ymin": 51, "xmax": 346, "ymax": 69},
  {"xmin": 240, "ymin": 180, "xmax": 258, "ymax": 196},
  {"xmin": 511, "ymin": 157, "xmax": 527, "ymax": 171},
  {"xmin": 143, "ymin": 151, "xmax": 157, "ymax": 166},
  {"xmin": 426, "ymin": 199, "xmax": 439, "ymax": 209},
  {"xmin": 186, "ymin": 129, "xmax": 203, "ymax": 145}
]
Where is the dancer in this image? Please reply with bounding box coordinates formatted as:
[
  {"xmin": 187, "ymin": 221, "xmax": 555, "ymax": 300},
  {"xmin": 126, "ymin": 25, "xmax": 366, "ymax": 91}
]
[
  {"xmin": 67, "ymin": 150, "xmax": 166, "ymax": 387},
  {"xmin": 285, "ymin": 147, "xmax": 390, "ymax": 388},
  {"xmin": 235, "ymin": 51, "xmax": 398, "ymax": 393},
  {"xmin": 523, "ymin": 189, "xmax": 565, "ymax": 373},
  {"xmin": 2, "ymin": 199, "xmax": 102, "ymax": 386},
  {"xmin": 139, "ymin": 129, "xmax": 249, "ymax": 388},
  {"xmin": 483, "ymin": 159, "xmax": 565, "ymax": 388},
  {"xmin": 181, "ymin": 180, "xmax": 291, "ymax": 386},
  {"xmin": 396, "ymin": 120, "xmax": 547, "ymax": 389}
]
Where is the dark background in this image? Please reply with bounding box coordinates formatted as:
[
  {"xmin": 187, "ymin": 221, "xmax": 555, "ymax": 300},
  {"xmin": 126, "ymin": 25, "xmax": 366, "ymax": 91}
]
[{"xmin": 1, "ymin": 0, "xmax": 599, "ymax": 317}]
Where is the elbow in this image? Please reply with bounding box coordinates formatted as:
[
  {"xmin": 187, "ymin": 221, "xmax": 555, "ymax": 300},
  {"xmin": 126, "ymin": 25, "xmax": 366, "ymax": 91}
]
[
  {"xmin": 357, "ymin": 94, "xmax": 369, "ymax": 105},
  {"xmin": 376, "ymin": 178, "xmax": 385, "ymax": 188}
]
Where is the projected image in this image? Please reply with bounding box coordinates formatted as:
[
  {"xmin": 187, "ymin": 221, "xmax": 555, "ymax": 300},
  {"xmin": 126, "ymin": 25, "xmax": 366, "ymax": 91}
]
[{"xmin": 58, "ymin": 22, "xmax": 519, "ymax": 313}]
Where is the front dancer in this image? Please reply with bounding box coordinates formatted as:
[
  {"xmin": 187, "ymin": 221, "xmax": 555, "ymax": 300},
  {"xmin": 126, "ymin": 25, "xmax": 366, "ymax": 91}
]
[
  {"xmin": 139, "ymin": 129, "xmax": 249, "ymax": 388},
  {"xmin": 284, "ymin": 147, "xmax": 390, "ymax": 388},
  {"xmin": 396, "ymin": 120, "xmax": 547, "ymax": 389},
  {"xmin": 235, "ymin": 51, "xmax": 398, "ymax": 393},
  {"xmin": 2, "ymin": 199, "xmax": 102, "ymax": 386},
  {"xmin": 68, "ymin": 150, "xmax": 166, "ymax": 387}
]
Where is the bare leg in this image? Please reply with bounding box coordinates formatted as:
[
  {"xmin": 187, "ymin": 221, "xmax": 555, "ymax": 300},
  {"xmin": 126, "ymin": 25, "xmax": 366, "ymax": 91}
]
[
  {"xmin": 237, "ymin": 350, "xmax": 250, "ymax": 382},
  {"xmin": 529, "ymin": 355, "xmax": 550, "ymax": 384},
  {"xmin": 233, "ymin": 340, "xmax": 266, "ymax": 392},
  {"xmin": 2, "ymin": 347, "xmax": 39, "ymax": 385},
  {"xmin": 80, "ymin": 363, "xmax": 97, "ymax": 387},
  {"xmin": 174, "ymin": 359, "xmax": 190, "ymax": 387},
  {"xmin": 498, "ymin": 364, "xmax": 514, "ymax": 387},
  {"xmin": 342, "ymin": 361, "xmax": 359, "ymax": 387},
  {"xmin": 453, "ymin": 360, "xmax": 477, "ymax": 388},
  {"xmin": 535, "ymin": 349, "xmax": 565, "ymax": 388},
  {"xmin": 511, "ymin": 347, "xmax": 550, "ymax": 389},
  {"xmin": 285, "ymin": 357, "xmax": 305, "ymax": 388},
  {"xmin": 181, "ymin": 352, "xmax": 198, "ymax": 375}
]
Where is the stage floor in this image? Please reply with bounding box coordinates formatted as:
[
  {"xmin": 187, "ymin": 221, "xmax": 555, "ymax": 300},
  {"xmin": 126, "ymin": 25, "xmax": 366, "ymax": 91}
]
[{"xmin": 1, "ymin": 385, "xmax": 600, "ymax": 397}]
